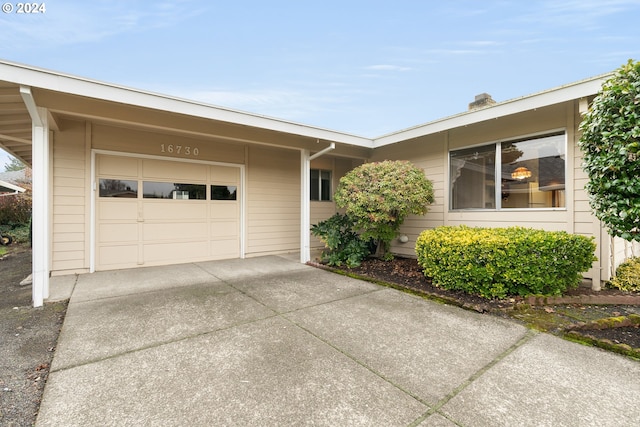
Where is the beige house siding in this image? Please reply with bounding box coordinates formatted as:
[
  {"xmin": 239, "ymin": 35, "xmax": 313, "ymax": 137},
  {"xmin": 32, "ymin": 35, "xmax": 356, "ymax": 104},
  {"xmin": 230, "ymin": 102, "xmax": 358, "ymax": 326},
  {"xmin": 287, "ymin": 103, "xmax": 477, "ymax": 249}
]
[
  {"xmin": 246, "ymin": 146, "xmax": 300, "ymax": 256},
  {"xmin": 367, "ymin": 101, "xmax": 604, "ymax": 277},
  {"xmin": 91, "ymin": 124, "xmax": 246, "ymax": 164},
  {"xmin": 610, "ymin": 237, "xmax": 640, "ymax": 280},
  {"xmin": 308, "ymin": 156, "xmax": 363, "ymax": 250},
  {"xmin": 309, "ymin": 156, "xmax": 336, "ymax": 248},
  {"xmin": 51, "ymin": 119, "xmax": 87, "ymax": 273},
  {"xmin": 369, "ymin": 134, "xmax": 446, "ymax": 257}
]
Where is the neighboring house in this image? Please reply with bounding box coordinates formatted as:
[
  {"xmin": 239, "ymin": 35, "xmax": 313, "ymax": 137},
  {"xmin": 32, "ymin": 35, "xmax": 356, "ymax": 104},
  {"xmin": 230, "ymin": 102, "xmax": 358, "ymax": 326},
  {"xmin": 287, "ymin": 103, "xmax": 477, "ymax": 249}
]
[
  {"xmin": 0, "ymin": 60, "xmax": 637, "ymax": 307},
  {"xmin": 0, "ymin": 168, "xmax": 31, "ymax": 186},
  {"xmin": 0, "ymin": 179, "xmax": 25, "ymax": 196}
]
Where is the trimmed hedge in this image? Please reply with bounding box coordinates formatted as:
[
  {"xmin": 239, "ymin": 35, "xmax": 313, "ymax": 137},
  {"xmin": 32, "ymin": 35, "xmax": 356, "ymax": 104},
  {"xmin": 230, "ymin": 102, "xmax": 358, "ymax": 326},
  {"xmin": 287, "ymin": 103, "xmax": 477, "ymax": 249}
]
[{"xmin": 415, "ymin": 226, "xmax": 597, "ymax": 299}]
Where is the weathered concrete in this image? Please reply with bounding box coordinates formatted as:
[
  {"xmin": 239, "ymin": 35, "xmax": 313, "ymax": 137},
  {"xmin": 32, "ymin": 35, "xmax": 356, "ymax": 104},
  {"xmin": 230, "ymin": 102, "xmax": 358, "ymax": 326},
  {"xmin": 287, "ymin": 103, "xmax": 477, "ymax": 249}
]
[{"xmin": 38, "ymin": 255, "xmax": 640, "ymax": 426}]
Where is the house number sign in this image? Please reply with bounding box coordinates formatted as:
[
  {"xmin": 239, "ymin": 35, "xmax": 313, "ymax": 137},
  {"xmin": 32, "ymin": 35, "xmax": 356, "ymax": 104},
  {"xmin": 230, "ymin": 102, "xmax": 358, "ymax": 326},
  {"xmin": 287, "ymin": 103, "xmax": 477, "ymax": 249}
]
[{"xmin": 160, "ymin": 144, "xmax": 200, "ymax": 157}]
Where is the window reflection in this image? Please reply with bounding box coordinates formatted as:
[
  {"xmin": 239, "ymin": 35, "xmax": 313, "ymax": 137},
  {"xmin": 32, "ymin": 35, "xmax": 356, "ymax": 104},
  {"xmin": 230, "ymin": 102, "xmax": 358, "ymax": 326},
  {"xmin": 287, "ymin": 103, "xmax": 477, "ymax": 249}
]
[
  {"xmin": 99, "ymin": 179, "xmax": 138, "ymax": 198},
  {"xmin": 501, "ymin": 133, "xmax": 565, "ymax": 208},
  {"xmin": 211, "ymin": 185, "xmax": 237, "ymax": 200},
  {"xmin": 143, "ymin": 182, "xmax": 206, "ymax": 199},
  {"xmin": 450, "ymin": 145, "xmax": 496, "ymax": 209},
  {"xmin": 449, "ymin": 132, "xmax": 565, "ymax": 210},
  {"xmin": 310, "ymin": 169, "xmax": 332, "ymax": 201}
]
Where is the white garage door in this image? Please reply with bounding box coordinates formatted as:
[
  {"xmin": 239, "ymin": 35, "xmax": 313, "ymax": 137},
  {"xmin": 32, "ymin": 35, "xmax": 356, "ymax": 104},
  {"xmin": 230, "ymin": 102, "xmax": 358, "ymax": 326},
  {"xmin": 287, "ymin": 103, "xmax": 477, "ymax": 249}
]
[{"xmin": 95, "ymin": 154, "xmax": 241, "ymax": 270}]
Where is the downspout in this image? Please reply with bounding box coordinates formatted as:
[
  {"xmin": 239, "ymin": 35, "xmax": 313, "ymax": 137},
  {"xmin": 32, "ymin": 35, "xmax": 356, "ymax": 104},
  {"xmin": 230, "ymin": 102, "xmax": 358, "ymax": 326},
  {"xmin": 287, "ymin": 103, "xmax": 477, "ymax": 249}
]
[
  {"xmin": 20, "ymin": 86, "xmax": 50, "ymax": 307},
  {"xmin": 301, "ymin": 143, "xmax": 335, "ymax": 263}
]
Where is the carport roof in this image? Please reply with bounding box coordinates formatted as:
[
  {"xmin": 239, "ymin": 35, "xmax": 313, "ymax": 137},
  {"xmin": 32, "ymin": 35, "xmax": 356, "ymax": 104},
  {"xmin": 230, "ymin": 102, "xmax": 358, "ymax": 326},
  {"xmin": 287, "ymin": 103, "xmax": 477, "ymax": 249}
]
[{"xmin": 0, "ymin": 59, "xmax": 611, "ymax": 166}]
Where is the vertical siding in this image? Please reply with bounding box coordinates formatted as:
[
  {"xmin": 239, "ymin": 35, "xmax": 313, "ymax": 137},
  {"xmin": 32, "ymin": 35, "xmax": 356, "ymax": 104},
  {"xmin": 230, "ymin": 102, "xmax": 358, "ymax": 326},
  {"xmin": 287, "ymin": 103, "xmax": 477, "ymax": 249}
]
[
  {"xmin": 246, "ymin": 146, "xmax": 300, "ymax": 255},
  {"xmin": 51, "ymin": 120, "xmax": 87, "ymax": 272}
]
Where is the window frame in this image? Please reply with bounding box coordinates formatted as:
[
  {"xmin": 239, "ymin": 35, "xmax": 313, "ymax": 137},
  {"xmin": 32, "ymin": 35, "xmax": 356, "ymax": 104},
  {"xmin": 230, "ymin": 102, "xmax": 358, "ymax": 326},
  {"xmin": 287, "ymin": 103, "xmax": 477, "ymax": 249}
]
[
  {"xmin": 448, "ymin": 129, "xmax": 568, "ymax": 212},
  {"xmin": 310, "ymin": 169, "xmax": 332, "ymax": 201}
]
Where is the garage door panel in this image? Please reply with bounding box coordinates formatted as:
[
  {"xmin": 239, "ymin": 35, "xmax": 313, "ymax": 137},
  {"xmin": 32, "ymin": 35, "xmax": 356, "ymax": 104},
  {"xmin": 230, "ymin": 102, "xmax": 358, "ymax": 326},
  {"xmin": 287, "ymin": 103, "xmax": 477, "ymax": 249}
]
[
  {"xmin": 143, "ymin": 241, "xmax": 209, "ymax": 264},
  {"xmin": 99, "ymin": 223, "xmax": 139, "ymax": 243},
  {"xmin": 211, "ymin": 221, "xmax": 238, "ymax": 239},
  {"xmin": 210, "ymin": 202, "xmax": 238, "ymax": 219},
  {"xmin": 211, "ymin": 239, "xmax": 240, "ymax": 258},
  {"xmin": 98, "ymin": 245, "xmax": 138, "ymax": 268},
  {"xmin": 143, "ymin": 222, "xmax": 207, "ymax": 241},
  {"xmin": 99, "ymin": 202, "xmax": 137, "ymax": 220},
  {"xmin": 142, "ymin": 202, "xmax": 207, "ymax": 220},
  {"xmin": 143, "ymin": 159, "xmax": 207, "ymax": 182},
  {"xmin": 96, "ymin": 155, "xmax": 242, "ymax": 270}
]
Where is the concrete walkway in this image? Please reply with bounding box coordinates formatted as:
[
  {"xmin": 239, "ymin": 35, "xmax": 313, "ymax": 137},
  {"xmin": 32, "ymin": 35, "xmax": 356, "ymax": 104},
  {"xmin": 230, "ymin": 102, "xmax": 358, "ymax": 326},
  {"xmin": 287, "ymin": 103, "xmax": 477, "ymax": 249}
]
[{"xmin": 38, "ymin": 255, "xmax": 640, "ymax": 426}]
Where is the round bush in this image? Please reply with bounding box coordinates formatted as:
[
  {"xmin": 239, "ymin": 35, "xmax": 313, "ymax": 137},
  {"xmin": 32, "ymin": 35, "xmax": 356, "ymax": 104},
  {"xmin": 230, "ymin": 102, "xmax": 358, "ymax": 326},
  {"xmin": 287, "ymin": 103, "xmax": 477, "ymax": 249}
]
[{"xmin": 609, "ymin": 257, "xmax": 640, "ymax": 292}]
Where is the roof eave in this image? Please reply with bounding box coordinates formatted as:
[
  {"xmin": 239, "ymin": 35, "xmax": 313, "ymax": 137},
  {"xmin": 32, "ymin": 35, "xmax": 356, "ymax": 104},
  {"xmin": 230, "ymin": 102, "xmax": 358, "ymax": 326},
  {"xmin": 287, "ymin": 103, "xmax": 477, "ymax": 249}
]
[
  {"xmin": 372, "ymin": 73, "xmax": 611, "ymax": 148},
  {"xmin": 0, "ymin": 59, "xmax": 374, "ymax": 149}
]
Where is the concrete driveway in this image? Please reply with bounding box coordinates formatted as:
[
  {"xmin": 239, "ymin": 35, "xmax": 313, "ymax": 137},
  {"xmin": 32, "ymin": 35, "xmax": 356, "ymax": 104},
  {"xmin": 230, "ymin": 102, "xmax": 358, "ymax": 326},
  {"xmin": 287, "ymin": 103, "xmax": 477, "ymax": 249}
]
[{"xmin": 38, "ymin": 255, "xmax": 640, "ymax": 426}]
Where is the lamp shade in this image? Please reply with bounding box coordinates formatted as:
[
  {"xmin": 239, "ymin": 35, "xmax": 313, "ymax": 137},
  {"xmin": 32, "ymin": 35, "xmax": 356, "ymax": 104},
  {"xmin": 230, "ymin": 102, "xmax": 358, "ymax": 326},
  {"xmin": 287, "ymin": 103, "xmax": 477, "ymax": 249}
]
[{"xmin": 511, "ymin": 166, "xmax": 532, "ymax": 180}]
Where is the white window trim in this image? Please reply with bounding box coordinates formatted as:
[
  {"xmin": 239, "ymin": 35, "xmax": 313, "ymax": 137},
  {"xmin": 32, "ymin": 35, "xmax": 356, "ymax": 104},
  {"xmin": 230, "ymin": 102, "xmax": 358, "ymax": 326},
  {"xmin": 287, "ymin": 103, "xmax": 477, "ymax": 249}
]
[{"xmin": 448, "ymin": 128, "xmax": 568, "ymax": 212}]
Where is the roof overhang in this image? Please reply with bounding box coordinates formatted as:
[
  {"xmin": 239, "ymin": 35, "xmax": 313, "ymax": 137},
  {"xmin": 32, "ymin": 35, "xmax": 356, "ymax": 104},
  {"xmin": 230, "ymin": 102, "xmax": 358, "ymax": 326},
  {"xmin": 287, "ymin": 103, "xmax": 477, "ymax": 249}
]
[
  {"xmin": 372, "ymin": 73, "xmax": 610, "ymax": 148},
  {"xmin": 0, "ymin": 60, "xmax": 372, "ymax": 163},
  {"xmin": 0, "ymin": 178, "xmax": 25, "ymax": 195},
  {"xmin": 0, "ymin": 59, "xmax": 610, "ymax": 164}
]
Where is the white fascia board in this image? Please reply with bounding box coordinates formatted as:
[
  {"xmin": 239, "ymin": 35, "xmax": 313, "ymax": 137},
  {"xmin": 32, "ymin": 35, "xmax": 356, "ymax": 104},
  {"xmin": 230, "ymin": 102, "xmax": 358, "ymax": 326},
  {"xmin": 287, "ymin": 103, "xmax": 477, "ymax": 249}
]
[
  {"xmin": 373, "ymin": 73, "xmax": 611, "ymax": 148},
  {"xmin": 0, "ymin": 179, "xmax": 25, "ymax": 193},
  {"xmin": 0, "ymin": 60, "xmax": 374, "ymax": 149}
]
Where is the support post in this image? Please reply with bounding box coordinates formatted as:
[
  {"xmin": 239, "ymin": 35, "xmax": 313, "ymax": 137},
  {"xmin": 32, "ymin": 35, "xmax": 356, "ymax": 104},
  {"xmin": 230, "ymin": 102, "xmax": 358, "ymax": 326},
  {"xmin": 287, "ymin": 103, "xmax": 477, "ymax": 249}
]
[
  {"xmin": 21, "ymin": 86, "xmax": 50, "ymax": 307},
  {"xmin": 300, "ymin": 150, "xmax": 310, "ymax": 263}
]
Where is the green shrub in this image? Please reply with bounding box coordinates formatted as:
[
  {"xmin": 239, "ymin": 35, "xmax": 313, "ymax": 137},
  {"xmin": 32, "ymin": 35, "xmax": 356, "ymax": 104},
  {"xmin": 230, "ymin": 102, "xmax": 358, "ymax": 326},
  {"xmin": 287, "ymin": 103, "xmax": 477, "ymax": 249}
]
[
  {"xmin": 415, "ymin": 226, "xmax": 597, "ymax": 299},
  {"xmin": 311, "ymin": 213, "xmax": 372, "ymax": 267},
  {"xmin": 334, "ymin": 160, "xmax": 434, "ymax": 260},
  {"xmin": 609, "ymin": 257, "xmax": 640, "ymax": 292},
  {"xmin": 0, "ymin": 223, "xmax": 30, "ymax": 244},
  {"xmin": 0, "ymin": 185, "xmax": 31, "ymax": 245},
  {"xmin": 0, "ymin": 189, "xmax": 31, "ymax": 225}
]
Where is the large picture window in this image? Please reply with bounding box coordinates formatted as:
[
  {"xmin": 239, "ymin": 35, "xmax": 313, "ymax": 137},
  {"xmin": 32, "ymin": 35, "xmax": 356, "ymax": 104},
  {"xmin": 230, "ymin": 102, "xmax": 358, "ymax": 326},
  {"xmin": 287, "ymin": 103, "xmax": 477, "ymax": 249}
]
[{"xmin": 450, "ymin": 132, "xmax": 565, "ymax": 210}]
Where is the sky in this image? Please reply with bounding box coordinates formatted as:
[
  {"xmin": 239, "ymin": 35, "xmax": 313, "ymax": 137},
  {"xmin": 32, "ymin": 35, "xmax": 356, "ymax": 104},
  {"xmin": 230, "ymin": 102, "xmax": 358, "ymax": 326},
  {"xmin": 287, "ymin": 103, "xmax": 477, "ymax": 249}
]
[{"xmin": 1, "ymin": 0, "xmax": 639, "ymax": 169}]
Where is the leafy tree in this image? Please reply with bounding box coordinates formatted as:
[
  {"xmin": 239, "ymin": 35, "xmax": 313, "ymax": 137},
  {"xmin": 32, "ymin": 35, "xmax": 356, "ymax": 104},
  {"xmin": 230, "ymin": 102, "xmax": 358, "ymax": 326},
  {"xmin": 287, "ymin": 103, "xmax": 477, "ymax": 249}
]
[
  {"xmin": 4, "ymin": 156, "xmax": 25, "ymax": 172},
  {"xmin": 334, "ymin": 160, "xmax": 434, "ymax": 259},
  {"xmin": 578, "ymin": 59, "xmax": 640, "ymax": 241}
]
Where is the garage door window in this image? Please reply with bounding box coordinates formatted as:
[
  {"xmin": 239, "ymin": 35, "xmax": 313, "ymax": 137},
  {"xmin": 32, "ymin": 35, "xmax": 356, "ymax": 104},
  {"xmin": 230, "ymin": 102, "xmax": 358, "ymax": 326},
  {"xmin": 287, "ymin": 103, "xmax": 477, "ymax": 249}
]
[
  {"xmin": 143, "ymin": 182, "xmax": 206, "ymax": 200},
  {"xmin": 211, "ymin": 185, "xmax": 237, "ymax": 200},
  {"xmin": 99, "ymin": 179, "xmax": 138, "ymax": 198}
]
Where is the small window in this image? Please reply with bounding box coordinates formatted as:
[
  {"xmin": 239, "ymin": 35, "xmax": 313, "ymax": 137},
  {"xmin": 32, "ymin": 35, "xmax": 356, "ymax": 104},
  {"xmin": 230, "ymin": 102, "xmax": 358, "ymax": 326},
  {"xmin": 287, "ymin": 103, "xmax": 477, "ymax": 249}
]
[
  {"xmin": 143, "ymin": 182, "xmax": 206, "ymax": 200},
  {"xmin": 211, "ymin": 185, "xmax": 237, "ymax": 200},
  {"xmin": 99, "ymin": 179, "xmax": 138, "ymax": 198},
  {"xmin": 311, "ymin": 169, "xmax": 331, "ymax": 201}
]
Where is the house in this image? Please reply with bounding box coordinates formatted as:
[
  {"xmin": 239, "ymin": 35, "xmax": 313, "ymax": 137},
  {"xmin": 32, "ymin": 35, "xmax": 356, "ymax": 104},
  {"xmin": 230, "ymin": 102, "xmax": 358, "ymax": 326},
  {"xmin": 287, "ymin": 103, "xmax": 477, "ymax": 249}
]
[
  {"xmin": 0, "ymin": 59, "xmax": 637, "ymax": 307},
  {"xmin": 0, "ymin": 179, "xmax": 25, "ymax": 196}
]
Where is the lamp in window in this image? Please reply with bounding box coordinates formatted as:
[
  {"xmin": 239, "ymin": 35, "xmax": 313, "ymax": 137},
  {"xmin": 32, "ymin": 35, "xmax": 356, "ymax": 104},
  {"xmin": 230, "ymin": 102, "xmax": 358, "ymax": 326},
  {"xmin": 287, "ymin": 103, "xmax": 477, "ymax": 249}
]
[{"xmin": 511, "ymin": 166, "xmax": 532, "ymax": 180}]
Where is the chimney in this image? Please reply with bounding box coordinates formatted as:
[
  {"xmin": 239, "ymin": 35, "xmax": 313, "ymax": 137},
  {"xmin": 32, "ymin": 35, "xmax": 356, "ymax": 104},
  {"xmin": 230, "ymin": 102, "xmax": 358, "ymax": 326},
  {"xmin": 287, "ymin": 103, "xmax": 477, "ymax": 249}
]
[{"xmin": 468, "ymin": 93, "xmax": 496, "ymax": 111}]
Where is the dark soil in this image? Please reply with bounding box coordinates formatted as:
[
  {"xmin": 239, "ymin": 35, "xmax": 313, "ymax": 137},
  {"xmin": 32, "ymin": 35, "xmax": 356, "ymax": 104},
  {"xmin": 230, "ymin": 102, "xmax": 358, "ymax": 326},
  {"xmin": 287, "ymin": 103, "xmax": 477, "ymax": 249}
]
[
  {"xmin": 0, "ymin": 244, "xmax": 67, "ymax": 427},
  {"xmin": 586, "ymin": 326, "xmax": 640, "ymax": 347},
  {"xmin": 334, "ymin": 256, "xmax": 640, "ymax": 356}
]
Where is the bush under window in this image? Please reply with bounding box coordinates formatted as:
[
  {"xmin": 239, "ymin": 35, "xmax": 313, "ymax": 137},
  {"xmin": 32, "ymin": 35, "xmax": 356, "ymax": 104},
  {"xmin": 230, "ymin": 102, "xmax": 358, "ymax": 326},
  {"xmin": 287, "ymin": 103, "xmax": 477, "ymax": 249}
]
[{"xmin": 416, "ymin": 226, "xmax": 597, "ymax": 299}]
